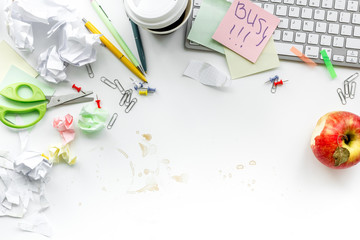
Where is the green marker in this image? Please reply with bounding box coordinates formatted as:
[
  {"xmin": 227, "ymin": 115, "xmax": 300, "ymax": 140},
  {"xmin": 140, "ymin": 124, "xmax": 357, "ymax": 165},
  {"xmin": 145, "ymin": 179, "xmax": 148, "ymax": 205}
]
[
  {"xmin": 320, "ymin": 49, "xmax": 337, "ymax": 79},
  {"xmin": 90, "ymin": 0, "xmax": 145, "ymax": 75}
]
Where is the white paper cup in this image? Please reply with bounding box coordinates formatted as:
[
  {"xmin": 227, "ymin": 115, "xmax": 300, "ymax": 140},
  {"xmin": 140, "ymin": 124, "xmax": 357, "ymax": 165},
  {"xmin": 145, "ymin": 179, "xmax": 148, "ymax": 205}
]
[{"xmin": 124, "ymin": 0, "xmax": 193, "ymax": 35}]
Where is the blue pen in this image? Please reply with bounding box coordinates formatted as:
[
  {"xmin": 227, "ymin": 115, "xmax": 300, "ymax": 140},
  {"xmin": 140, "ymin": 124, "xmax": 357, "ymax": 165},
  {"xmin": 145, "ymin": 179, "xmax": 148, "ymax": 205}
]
[{"xmin": 129, "ymin": 19, "xmax": 147, "ymax": 73}]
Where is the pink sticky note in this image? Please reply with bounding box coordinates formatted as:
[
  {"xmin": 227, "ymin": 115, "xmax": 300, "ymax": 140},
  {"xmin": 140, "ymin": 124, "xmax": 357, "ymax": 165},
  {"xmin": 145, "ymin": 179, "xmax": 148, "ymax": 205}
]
[{"xmin": 212, "ymin": 0, "xmax": 280, "ymax": 63}]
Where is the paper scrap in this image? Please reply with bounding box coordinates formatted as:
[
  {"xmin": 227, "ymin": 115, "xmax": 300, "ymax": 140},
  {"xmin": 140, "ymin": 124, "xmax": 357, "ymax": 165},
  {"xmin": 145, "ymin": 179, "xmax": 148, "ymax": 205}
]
[
  {"xmin": 187, "ymin": 0, "xmax": 230, "ymax": 54},
  {"xmin": 37, "ymin": 45, "xmax": 67, "ymax": 83},
  {"xmin": 53, "ymin": 114, "xmax": 75, "ymax": 145},
  {"xmin": 48, "ymin": 144, "xmax": 77, "ymax": 165},
  {"xmin": 320, "ymin": 49, "xmax": 337, "ymax": 79},
  {"xmin": 0, "ymin": 40, "xmax": 38, "ymax": 82},
  {"xmin": 5, "ymin": 0, "xmax": 101, "ymax": 84},
  {"xmin": 212, "ymin": 0, "xmax": 280, "ymax": 63},
  {"xmin": 58, "ymin": 22, "xmax": 100, "ymax": 67},
  {"xmin": 78, "ymin": 103, "xmax": 109, "ymax": 134},
  {"xmin": 18, "ymin": 213, "xmax": 53, "ymax": 237},
  {"xmin": 15, "ymin": 151, "xmax": 52, "ymax": 180},
  {"xmin": 225, "ymin": 37, "xmax": 279, "ymax": 79},
  {"xmin": 290, "ymin": 46, "xmax": 317, "ymax": 67},
  {"xmin": 183, "ymin": 60, "xmax": 231, "ymax": 87}
]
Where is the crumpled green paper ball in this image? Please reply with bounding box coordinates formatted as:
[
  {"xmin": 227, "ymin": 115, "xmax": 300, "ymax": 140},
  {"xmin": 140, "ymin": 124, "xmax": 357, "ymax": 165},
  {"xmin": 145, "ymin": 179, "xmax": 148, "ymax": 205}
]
[{"xmin": 78, "ymin": 103, "xmax": 109, "ymax": 133}]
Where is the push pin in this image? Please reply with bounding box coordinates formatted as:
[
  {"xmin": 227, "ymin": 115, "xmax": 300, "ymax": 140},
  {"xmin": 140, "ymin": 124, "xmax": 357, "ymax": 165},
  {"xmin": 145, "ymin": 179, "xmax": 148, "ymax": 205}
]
[
  {"xmin": 265, "ymin": 75, "xmax": 279, "ymax": 84},
  {"xmin": 72, "ymin": 84, "xmax": 86, "ymax": 94},
  {"xmin": 273, "ymin": 79, "xmax": 289, "ymax": 87},
  {"xmin": 95, "ymin": 95, "xmax": 101, "ymax": 108}
]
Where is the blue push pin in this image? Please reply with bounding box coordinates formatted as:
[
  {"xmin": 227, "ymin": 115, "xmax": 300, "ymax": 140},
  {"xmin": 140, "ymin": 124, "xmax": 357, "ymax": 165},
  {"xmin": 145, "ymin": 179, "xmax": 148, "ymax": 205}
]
[{"xmin": 265, "ymin": 75, "xmax": 279, "ymax": 84}]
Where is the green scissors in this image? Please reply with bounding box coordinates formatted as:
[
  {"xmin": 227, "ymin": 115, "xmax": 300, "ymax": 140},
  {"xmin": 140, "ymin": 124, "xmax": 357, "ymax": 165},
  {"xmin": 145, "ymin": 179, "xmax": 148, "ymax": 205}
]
[{"xmin": 0, "ymin": 82, "xmax": 94, "ymax": 129}]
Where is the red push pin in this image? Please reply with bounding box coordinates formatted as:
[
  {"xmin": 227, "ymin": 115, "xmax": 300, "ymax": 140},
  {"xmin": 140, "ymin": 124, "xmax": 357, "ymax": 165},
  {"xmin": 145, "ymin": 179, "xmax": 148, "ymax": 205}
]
[
  {"xmin": 274, "ymin": 79, "xmax": 289, "ymax": 87},
  {"xmin": 95, "ymin": 95, "xmax": 101, "ymax": 109},
  {"xmin": 72, "ymin": 84, "xmax": 81, "ymax": 92}
]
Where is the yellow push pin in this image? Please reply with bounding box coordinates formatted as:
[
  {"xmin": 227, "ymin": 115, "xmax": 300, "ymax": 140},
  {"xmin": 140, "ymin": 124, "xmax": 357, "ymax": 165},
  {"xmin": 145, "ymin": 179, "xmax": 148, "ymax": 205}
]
[{"xmin": 138, "ymin": 89, "xmax": 148, "ymax": 96}]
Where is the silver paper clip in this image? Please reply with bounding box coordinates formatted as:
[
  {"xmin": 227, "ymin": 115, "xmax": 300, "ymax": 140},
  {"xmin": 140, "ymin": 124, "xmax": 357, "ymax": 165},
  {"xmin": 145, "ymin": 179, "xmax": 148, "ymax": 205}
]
[
  {"xmin": 350, "ymin": 81, "xmax": 356, "ymax": 99},
  {"xmin": 107, "ymin": 113, "xmax": 118, "ymax": 129},
  {"xmin": 125, "ymin": 98, "xmax": 137, "ymax": 113},
  {"xmin": 114, "ymin": 79, "xmax": 125, "ymax": 94},
  {"xmin": 100, "ymin": 76, "xmax": 116, "ymax": 89},
  {"xmin": 85, "ymin": 64, "xmax": 94, "ymax": 78},
  {"xmin": 337, "ymin": 88, "xmax": 347, "ymax": 105},
  {"xmin": 271, "ymin": 82, "xmax": 277, "ymax": 93}
]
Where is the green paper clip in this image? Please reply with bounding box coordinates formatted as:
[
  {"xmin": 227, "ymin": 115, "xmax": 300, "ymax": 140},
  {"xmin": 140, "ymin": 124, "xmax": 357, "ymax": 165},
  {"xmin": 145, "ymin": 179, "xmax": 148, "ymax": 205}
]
[{"xmin": 320, "ymin": 49, "xmax": 337, "ymax": 79}]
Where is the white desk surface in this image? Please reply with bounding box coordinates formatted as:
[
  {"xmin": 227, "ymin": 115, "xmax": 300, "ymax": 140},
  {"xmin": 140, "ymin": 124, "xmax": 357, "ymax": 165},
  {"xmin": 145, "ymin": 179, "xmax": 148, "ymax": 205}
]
[{"xmin": 1, "ymin": 0, "xmax": 360, "ymax": 239}]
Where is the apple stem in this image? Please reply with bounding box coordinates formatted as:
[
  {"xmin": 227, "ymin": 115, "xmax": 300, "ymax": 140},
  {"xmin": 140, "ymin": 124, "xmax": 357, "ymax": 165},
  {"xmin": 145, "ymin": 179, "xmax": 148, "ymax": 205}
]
[{"xmin": 337, "ymin": 134, "xmax": 349, "ymax": 146}]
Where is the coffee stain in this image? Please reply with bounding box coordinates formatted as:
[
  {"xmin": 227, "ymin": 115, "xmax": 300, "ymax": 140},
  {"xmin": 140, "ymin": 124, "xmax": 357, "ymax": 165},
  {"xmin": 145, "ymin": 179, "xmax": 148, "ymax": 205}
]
[
  {"xmin": 130, "ymin": 161, "xmax": 135, "ymax": 177},
  {"xmin": 236, "ymin": 164, "xmax": 244, "ymax": 169},
  {"xmin": 102, "ymin": 186, "xmax": 107, "ymax": 192},
  {"xmin": 138, "ymin": 172, "xmax": 143, "ymax": 177},
  {"xmin": 143, "ymin": 169, "xmax": 150, "ymax": 175},
  {"xmin": 249, "ymin": 160, "xmax": 256, "ymax": 165},
  {"xmin": 78, "ymin": 202, "xmax": 82, "ymax": 207},
  {"xmin": 128, "ymin": 183, "xmax": 159, "ymax": 193},
  {"xmin": 171, "ymin": 174, "xmax": 188, "ymax": 183},
  {"xmin": 138, "ymin": 143, "xmax": 149, "ymax": 157},
  {"xmin": 117, "ymin": 148, "xmax": 129, "ymax": 159},
  {"xmin": 142, "ymin": 134, "xmax": 152, "ymax": 141},
  {"xmin": 161, "ymin": 159, "xmax": 170, "ymax": 164}
]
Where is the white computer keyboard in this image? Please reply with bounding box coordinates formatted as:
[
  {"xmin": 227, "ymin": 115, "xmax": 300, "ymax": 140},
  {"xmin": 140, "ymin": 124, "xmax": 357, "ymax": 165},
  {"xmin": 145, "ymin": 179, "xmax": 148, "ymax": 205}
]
[{"xmin": 185, "ymin": 0, "xmax": 360, "ymax": 68}]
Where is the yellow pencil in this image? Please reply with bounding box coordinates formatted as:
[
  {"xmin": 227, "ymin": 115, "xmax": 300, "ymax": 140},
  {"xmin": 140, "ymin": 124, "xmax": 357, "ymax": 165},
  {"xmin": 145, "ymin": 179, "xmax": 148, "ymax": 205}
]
[{"xmin": 83, "ymin": 18, "xmax": 147, "ymax": 83}]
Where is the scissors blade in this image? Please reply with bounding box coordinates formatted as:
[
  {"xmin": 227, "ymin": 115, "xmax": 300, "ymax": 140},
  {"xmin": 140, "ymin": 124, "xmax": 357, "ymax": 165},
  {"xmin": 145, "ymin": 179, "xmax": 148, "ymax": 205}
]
[{"xmin": 47, "ymin": 91, "xmax": 93, "ymax": 108}]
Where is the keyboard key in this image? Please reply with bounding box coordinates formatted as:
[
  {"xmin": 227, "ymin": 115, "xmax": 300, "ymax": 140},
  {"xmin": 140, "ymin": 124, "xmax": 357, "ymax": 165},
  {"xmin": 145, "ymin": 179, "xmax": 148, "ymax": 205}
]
[
  {"xmin": 295, "ymin": 32, "xmax": 307, "ymax": 43},
  {"xmin": 308, "ymin": 34, "xmax": 319, "ymax": 44},
  {"xmin": 352, "ymin": 14, "xmax": 360, "ymax": 25},
  {"xmin": 301, "ymin": 8, "xmax": 313, "ymax": 19},
  {"xmin": 347, "ymin": 50, "xmax": 358, "ymax": 57},
  {"xmin": 326, "ymin": 11, "xmax": 338, "ymax": 22},
  {"xmin": 271, "ymin": 0, "xmax": 281, "ymax": 2},
  {"xmin": 322, "ymin": 0, "xmax": 333, "ymax": 9},
  {"xmin": 303, "ymin": 21, "xmax": 314, "ymax": 31},
  {"xmin": 333, "ymin": 55, "xmax": 345, "ymax": 62},
  {"xmin": 346, "ymin": 38, "xmax": 360, "ymax": 49},
  {"xmin": 282, "ymin": 31, "xmax": 294, "ymax": 42},
  {"xmin": 296, "ymin": 0, "xmax": 307, "ymax": 6},
  {"xmin": 346, "ymin": 56, "xmax": 357, "ymax": 63},
  {"xmin": 289, "ymin": 6, "xmax": 300, "ymax": 17},
  {"xmin": 290, "ymin": 19, "xmax": 302, "ymax": 30},
  {"xmin": 354, "ymin": 26, "xmax": 360, "ymax": 37},
  {"xmin": 320, "ymin": 48, "xmax": 332, "ymax": 59},
  {"xmin": 276, "ymin": 5, "xmax": 288, "ymax": 16},
  {"xmin": 194, "ymin": 0, "xmax": 202, "ymax": 7},
  {"xmin": 347, "ymin": 1, "xmax": 359, "ymax": 11},
  {"xmin": 315, "ymin": 22, "xmax": 327, "ymax": 33},
  {"xmin": 333, "ymin": 37, "xmax": 344, "ymax": 47},
  {"xmin": 309, "ymin": 0, "xmax": 320, "ymax": 7},
  {"xmin": 328, "ymin": 24, "xmax": 340, "ymax": 34},
  {"xmin": 320, "ymin": 35, "xmax": 332, "ymax": 46},
  {"xmin": 340, "ymin": 12, "xmax": 351, "ymax": 23},
  {"xmin": 283, "ymin": 0, "xmax": 294, "ymax": 4},
  {"xmin": 314, "ymin": 10, "xmax": 325, "ymax": 20},
  {"xmin": 305, "ymin": 46, "xmax": 319, "ymax": 58},
  {"xmin": 334, "ymin": 0, "xmax": 346, "ymax": 10},
  {"xmin": 275, "ymin": 42, "xmax": 304, "ymax": 56},
  {"xmin": 264, "ymin": 4, "xmax": 275, "ymax": 14},
  {"xmin": 273, "ymin": 30, "xmax": 281, "ymax": 40},
  {"xmin": 341, "ymin": 25, "xmax": 353, "ymax": 36},
  {"xmin": 278, "ymin": 18, "xmax": 289, "ymax": 28}
]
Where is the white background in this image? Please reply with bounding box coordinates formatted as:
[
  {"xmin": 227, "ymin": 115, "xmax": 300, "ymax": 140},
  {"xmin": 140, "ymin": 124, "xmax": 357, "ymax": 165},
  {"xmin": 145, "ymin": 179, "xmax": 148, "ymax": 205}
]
[{"xmin": 1, "ymin": 0, "xmax": 360, "ymax": 239}]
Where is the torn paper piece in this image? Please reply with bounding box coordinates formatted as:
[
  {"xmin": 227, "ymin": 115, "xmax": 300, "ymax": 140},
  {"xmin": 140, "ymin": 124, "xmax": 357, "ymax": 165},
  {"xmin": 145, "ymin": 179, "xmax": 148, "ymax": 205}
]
[
  {"xmin": 0, "ymin": 151, "xmax": 14, "ymax": 170},
  {"xmin": 78, "ymin": 103, "xmax": 109, "ymax": 134},
  {"xmin": 18, "ymin": 213, "xmax": 52, "ymax": 237},
  {"xmin": 15, "ymin": 151, "xmax": 52, "ymax": 180},
  {"xmin": 58, "ymin": 22, "xmax": 101, "ymax": 67},
  {"xmin": 48, "ymin": 144, "xmax": 76, "ymax": 165},
  {"xmin": 37, "ymin": 46, "xmax": 67, "ymax": 83},
  {"xmin": 183, "ymin": 60, "xmax": 231, "ymax": 87},
  {"xmin": 5, "ymin": 18, "xmax": 34, "ymax": 52},
  {"xmin": 53, "ymin": 114, "xmax": 75, "ymax": 145}
]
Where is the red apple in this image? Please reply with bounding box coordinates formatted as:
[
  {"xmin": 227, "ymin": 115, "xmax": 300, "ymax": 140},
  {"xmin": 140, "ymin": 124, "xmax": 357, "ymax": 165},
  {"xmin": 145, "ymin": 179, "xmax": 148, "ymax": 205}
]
[{"xmin": 310, "ymin": 111, "xmax": 360, "ymax": 169}]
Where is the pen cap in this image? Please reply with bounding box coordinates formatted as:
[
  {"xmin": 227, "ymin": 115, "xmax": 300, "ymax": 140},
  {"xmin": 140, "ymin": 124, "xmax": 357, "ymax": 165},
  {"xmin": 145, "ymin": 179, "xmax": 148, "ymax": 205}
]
[{"xmin": 124, "ymin": 0, "xmax": 192, "ymax": 34}]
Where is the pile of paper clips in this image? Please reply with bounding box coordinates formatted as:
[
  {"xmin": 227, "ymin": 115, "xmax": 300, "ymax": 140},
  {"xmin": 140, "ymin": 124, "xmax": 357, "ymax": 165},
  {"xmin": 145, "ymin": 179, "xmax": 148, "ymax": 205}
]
[
  {"xmin": 337, "ymin": 72, "xmax": 358, "ymax": 105},
  {"xmin": 266, "ymin": 75, "xmax": 289, "ymax": 93}
]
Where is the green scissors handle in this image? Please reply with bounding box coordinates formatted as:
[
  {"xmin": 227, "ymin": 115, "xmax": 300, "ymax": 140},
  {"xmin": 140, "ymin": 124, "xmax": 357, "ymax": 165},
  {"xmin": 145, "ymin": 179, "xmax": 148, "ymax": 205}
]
[
  {"xmin": 0, "ymin": 103, "xmax": 47, "ymax": 129},
  {"xmin": 0, "ymin": 82, "xmax": 46, "ymax": 102}
]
